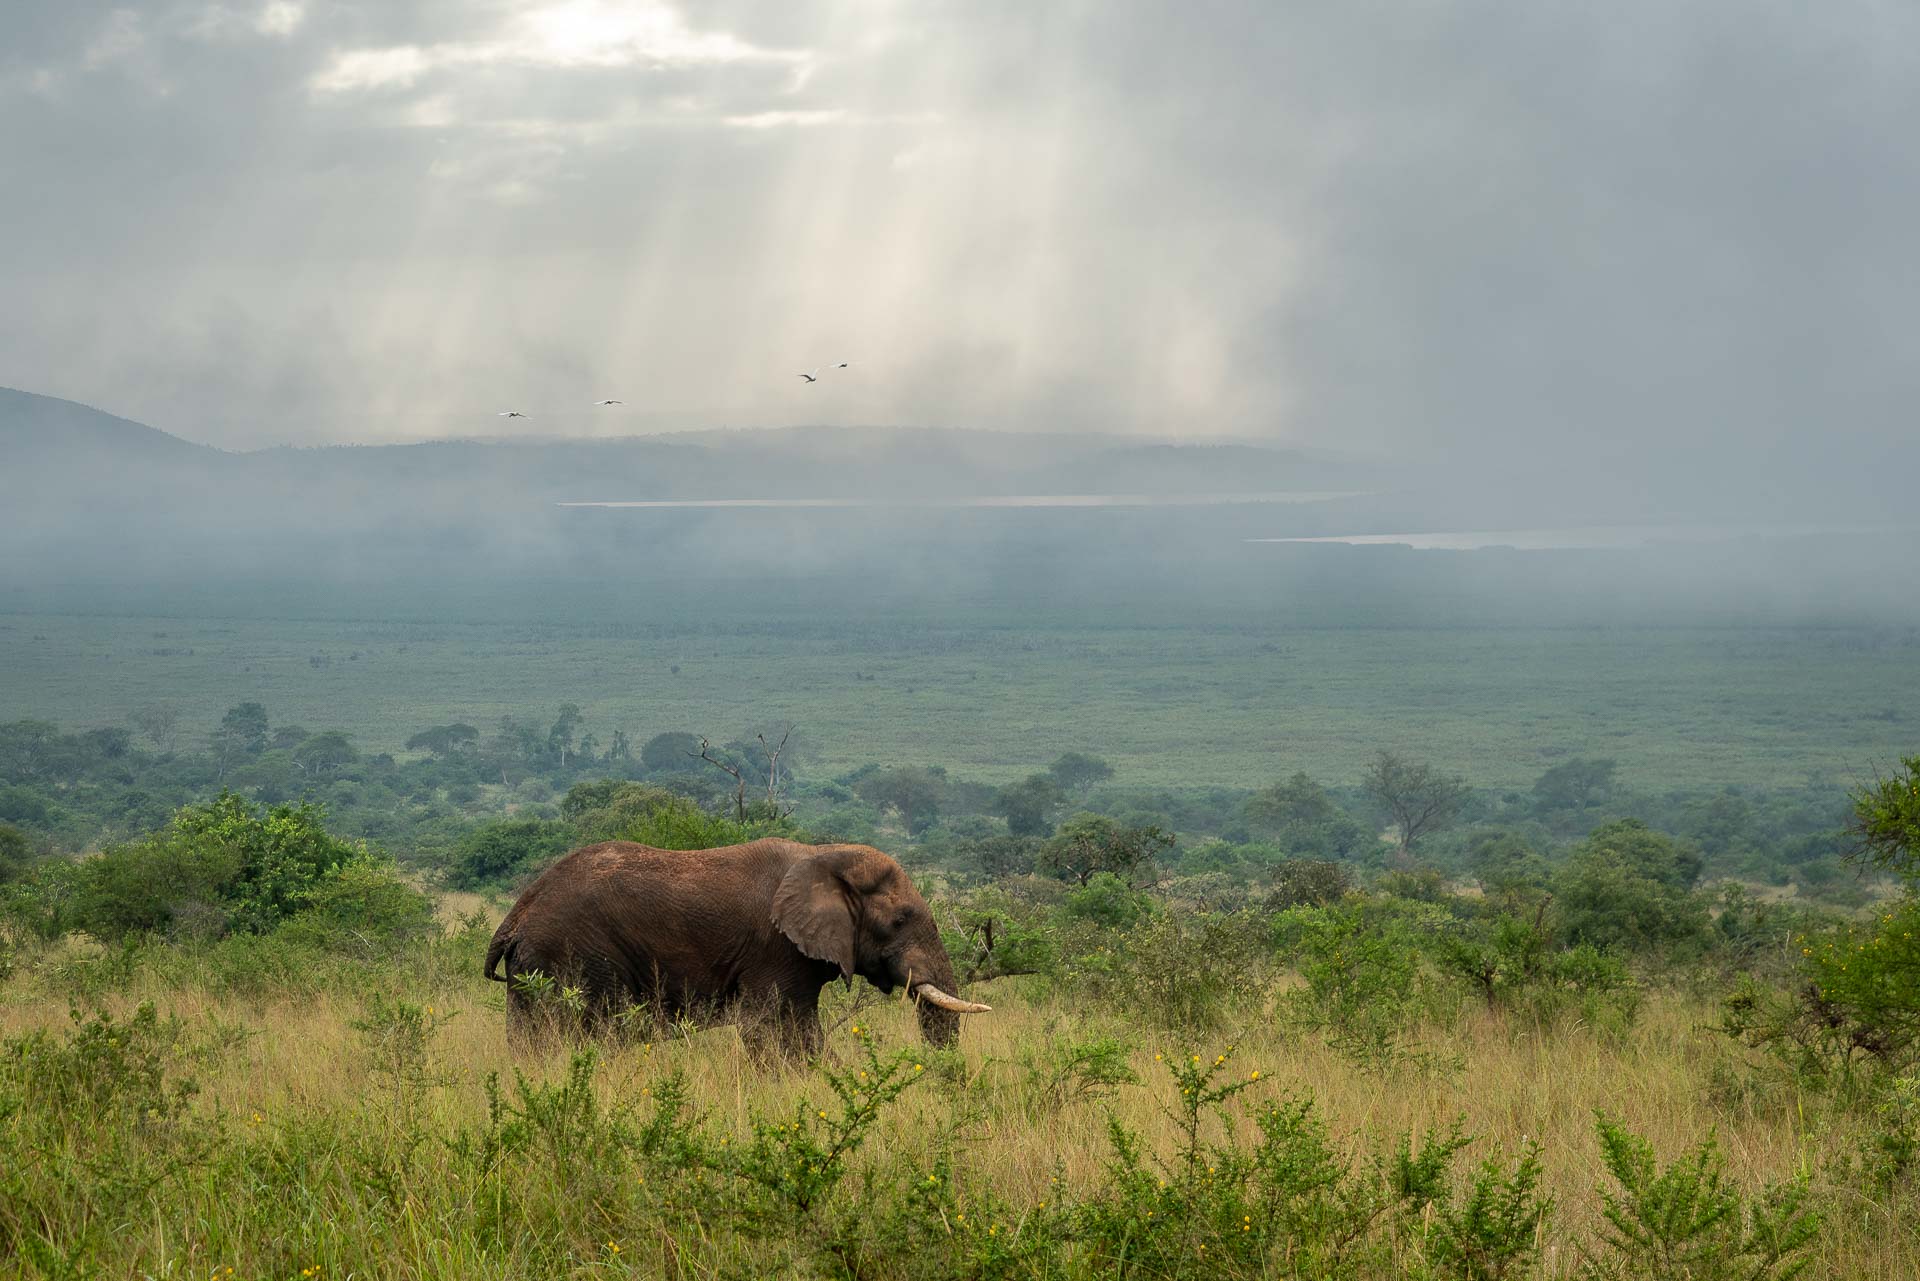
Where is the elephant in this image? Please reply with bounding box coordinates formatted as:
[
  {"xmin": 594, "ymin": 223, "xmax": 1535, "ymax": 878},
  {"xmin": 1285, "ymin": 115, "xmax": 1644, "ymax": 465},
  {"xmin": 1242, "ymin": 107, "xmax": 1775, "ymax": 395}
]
[{"xmin": 483, "ymin": 837, "xmax": 990, "ymax": 1056}]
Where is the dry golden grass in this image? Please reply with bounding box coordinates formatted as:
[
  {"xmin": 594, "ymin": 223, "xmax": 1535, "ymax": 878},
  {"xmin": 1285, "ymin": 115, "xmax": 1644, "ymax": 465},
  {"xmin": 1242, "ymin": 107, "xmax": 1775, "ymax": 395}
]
[{"xmin": 1, "ymin": 952, "xmax": 1912, "ymax": 1280}]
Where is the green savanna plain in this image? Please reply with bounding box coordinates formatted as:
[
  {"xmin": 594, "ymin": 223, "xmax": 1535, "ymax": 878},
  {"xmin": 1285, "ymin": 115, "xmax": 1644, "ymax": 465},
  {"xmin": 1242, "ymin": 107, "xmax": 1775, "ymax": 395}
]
[{"xmin": 4, "ymin": 605, "xmax": 1916, "ymax": 791}]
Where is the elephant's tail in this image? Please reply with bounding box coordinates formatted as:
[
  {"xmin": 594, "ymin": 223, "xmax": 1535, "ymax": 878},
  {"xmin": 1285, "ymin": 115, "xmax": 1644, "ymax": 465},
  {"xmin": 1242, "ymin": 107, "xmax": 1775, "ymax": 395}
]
[{"xmin": 484, "ymin": 930, "xmax": 514, "ymax": 983}]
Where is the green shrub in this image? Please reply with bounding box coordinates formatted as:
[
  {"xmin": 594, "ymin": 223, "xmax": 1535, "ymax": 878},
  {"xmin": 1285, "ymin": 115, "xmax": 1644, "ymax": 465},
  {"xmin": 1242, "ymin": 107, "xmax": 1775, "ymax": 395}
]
[
  {"xmin": 1427, "ymin": 1141, "xmax": 1553, "ymax": 1280},
  {"xmin": 0, "ymin": 824, "xmax": 31, "ymax": 884},
  {"xmin": 1083, "ymin": 912, "xmax": 1267, "ymax": 1030},
  {"xmin": 1071, "ymin": 1047, "xmax": 1474, "ymax": 1278},
  {"xmin": 1264, "ymin": 857, "xmax": 1352, "ymax": 909},
  {"xmin": 1065, "ymin": 871, "xmax": 1154, "ymax": 928},
  {"xmin": 1860, "ymin": 1074, "xmax": 1919, "ymax": 1191},
  {"xmin": 1555, "ymin": 821, "xmax": 1710, "ymax": 954},
  {"xmin": 1721, "ymin": 897, "xmax": 1920, "ymax": 1083},
  {"xmin": 1278, "ymin": 905, "xmax": 1430, "ymax": 1067},
  {"xmin": 444, "ymin": 817, "xmax": 574, "ymax": 890},
  {"xmin": 73, "ymin": 795, "xmax": 367, "ymax": 942},
  {"xmin": 1433, "ymin": 913, "xmax": 1638, "ymax": 1031},
  {"xmin": 1586, "ymin": 1113, "xmax": 1819, "ymax": 1281}
]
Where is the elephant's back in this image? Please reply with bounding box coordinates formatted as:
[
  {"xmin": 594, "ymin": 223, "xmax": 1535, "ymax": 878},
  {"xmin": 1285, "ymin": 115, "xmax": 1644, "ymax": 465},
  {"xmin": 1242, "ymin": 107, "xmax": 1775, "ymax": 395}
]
[{"xmin": 497, "ymin": 838, "xmax": 788, "ymax": 937}]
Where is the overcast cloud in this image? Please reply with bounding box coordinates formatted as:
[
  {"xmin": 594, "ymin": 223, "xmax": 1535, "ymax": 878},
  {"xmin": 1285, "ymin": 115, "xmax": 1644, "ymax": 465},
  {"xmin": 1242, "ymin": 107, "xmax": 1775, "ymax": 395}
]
[{"xmin": 3, "ymin": 1, "xmax": 1916, "ymax": 468}]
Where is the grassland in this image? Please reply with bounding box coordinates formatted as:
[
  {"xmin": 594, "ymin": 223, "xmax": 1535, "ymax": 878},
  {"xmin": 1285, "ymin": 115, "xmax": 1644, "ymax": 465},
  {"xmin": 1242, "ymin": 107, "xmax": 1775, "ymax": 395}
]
[
  {"xmin": 4, "ymin": 606, "xmax": 1917, "ymax": 791},
  {"xmin": 0, "ymin": 923, "xmax": 1910, "ymax": 1280}
]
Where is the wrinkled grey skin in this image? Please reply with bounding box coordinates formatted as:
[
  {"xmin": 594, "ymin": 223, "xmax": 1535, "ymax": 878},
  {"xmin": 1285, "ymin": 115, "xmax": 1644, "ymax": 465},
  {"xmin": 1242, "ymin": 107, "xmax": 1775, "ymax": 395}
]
[{"xmin": 485, "ymin": 838, "xmax": 982, "ymax": 1057}]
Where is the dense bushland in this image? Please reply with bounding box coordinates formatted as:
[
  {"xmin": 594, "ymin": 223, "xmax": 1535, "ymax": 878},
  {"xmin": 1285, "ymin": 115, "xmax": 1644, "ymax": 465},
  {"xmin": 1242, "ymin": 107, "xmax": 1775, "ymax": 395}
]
[{"xmin": 0, "ymin": 757, "xmax": 1916, "ymax": 1276}]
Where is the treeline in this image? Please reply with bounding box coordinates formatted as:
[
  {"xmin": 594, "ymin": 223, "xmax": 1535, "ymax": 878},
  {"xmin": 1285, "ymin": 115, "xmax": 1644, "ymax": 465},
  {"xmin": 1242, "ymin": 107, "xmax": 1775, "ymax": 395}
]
[{"xmin": 0, "ymin": 708, "xmax": 1867, "ymax": 909}]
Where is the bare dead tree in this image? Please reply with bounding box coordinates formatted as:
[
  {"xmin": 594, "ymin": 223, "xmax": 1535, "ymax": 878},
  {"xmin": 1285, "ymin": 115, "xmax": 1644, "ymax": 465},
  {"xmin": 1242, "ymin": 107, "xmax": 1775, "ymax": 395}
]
[
  {"xmin": 691, "ymin": 737, "xmax": 748, "ymax": 820},
  {"xmin": 758, "ymin": 726, "xmax": 796, "ymax": 818},
  {"xmin": 130, "ymin": 704, "xmax": 181, "ymax": 753}
]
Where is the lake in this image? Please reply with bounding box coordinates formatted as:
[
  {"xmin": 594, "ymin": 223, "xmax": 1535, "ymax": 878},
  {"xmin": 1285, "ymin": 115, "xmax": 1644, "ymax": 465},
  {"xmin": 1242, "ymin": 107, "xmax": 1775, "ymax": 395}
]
[
  {"xmin": 1247, "ymin": 523, "xmax": 1905, "ymax": 550},
  {"xmin": 560, "ymin": 491, "xmax": 1369, "ymax": 509}
]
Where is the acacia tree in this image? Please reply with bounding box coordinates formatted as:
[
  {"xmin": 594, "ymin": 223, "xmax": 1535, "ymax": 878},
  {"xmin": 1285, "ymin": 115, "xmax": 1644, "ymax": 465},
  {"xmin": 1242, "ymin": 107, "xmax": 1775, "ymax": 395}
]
[
  {"xmin": 995, "ymin": 774, "xmax": 1064, "ymax": 838},
  {"xmin": 1362, "ymin": 750, "xmax": 1470, "ymax": 864},
  {"xmin": 405, "ymin": 723, "xmax": 478, "ymax": 758},
  {"xmin": 1047, "ymin": 752, "xmax": 1115, "ymax": 795},
  {"xmin": 856, "ymin": 766, "xmax": 947, "ymax": 834},
  {"xmin": 291, "ymin": 731, "xmax": 358, "ymax": 778},
  {"xmin": 1038, "ymin": 814, "xmax": 1173, "ymax": 888}
]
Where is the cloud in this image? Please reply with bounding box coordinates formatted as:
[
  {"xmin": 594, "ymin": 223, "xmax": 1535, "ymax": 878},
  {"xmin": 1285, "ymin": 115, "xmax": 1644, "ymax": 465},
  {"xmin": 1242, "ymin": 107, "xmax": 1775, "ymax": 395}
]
[
  {"xmin": 0, "ymin": 0, "xmax": 1916, "ymax": 522},
  {"xmin": 722, "ymin": 109, "xmax": 847, "ymax": 130},
  {"xmin": 309, "ymin": 1, "xmax": 805, "ymax": 96}
]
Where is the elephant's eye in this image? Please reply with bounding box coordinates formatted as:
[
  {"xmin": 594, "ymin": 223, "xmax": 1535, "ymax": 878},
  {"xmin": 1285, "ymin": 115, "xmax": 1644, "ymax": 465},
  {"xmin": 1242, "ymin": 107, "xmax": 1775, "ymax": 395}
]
[{"xmin": 891, "ymin": 909, "xmax": 913, "ymax": 932}]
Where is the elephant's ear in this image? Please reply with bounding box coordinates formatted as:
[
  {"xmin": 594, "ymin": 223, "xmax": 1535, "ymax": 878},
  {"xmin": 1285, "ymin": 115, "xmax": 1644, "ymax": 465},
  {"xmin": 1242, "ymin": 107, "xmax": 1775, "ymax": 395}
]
[{"xmin": 772, "ymin": 853, "xmax": 860, "ymax": 983}]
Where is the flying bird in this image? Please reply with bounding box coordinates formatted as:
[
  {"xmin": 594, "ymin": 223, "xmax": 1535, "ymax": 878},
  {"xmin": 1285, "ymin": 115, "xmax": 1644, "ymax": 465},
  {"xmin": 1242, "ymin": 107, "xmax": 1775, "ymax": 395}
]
[
  {"xmin": 595, "ymin": 399, "xmax": 623, "ymax": 405},
  {"xmin": 497, "ymin": 411, "xmax": 528, "ymax": 418},
  {"xmin": 797, "ymin": 372, "xmax": 818, "ymax": 383},
  {"xmin": 834, "ymin": 362, "xmax": 849, "ymax": 369}
]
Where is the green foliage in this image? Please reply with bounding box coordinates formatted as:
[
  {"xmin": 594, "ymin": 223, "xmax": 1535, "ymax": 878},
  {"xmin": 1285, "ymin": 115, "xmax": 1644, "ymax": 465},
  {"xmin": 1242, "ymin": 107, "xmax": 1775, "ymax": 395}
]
[
  {"xmin": 1015, "ymin": 1031, "xmax": 1140, "ymax": 1110},
  {"xmin": 1847, "ymin": 755, "xmax": 1920, "ymax": 879},
  {"xmin": 69, "ymin": 794, "xmax": 368, "ymax": 942},
  {"xmin": 0, "ymin": 824, "xmax": 34, "ymax": 885},
  {"xmin": 0, "ymin": 1002, "xmax": 216, "ymax": 1263},
  {"xmin": 1082, "ymin": 912, "xmax": 1267, "ymax": 1031},
  {"xmin": 404, "ymin": 722, "xmax": 478, "ymax": 757},
  {"xmin": 1047, "ymin": 751, "xmax": 1115, "ymax": 794},
  {"xmin": 1265, "ymin": 857, "xmax": 1353, "ymax": 908},
  {"xmin": 283, "ymin": 858, "xmax": 438, "ymax": 951},
  {"xmin": 1428, "ymin": 1142, "xmax": 1553, "ymax": 1280},
  {"xmin": 1468, "ymin": 830, "xmax": 1553, "ymax": 905},
  {"xmin": 349, "ymin": 993, "xmax": 457, "ymax": 1091},
  {"xmin": 995, "ymin": 773, "xmax": 1065, "ymax": 838},
  {"xmin": 444, "ymin": 817, "xmax": 573, "ymax": 890},
  {"xmin": 1064, "ymin": 871, "xmax": 1153, "ymax": 928},
  {"xmin": 1586, "ymin": 1114, "xmax": 1819, "ymax": 1281},
  {"xmin": 722, "ymin": 1031, "xmax": 927, "ymax": 1215},
  {"xmin": 1555, "ymin": 821, "xmax": 1708, "ymax": 953},
  {"xmin": 1363, "ymin": 750, "xmax": 1471, "ymax": 860},
  {"xmin": 639, "ymin": 730, "xmax": 701, "ymax": 772},
  {"xmin": 1245, "ymin": 772, "xmax": 1371, "ymax": 861},
  {"xmin": 1531, "ymin": 758, "xmax": 1618, "ymax": 817},
  {"xmin": 1860, "ymin": 1074, "xmax": 1920, "ymax": 1190},
  {"xmin": 1071, "ymin": 1048, "xmax": 1477, "ymax": 1278},
  {"xmin": 1724, "ymin": 899, "xmax": 1920, "ymax": 1082},
  {"xmin": 1433, "ymin": 913, "xmax": 1638, "ymax": 1030},
  {"xmin": 615, "ymin": 791, "xmax": 768, "ymax": 850},
  {"xmin": 856, "ymin": 766, "xmax": 948, "ymax": 834},
  {"xmin": 1039, "ymin": 812, "xmax": 1173, "ymax": 888},
  {"xmin": 1279, "ymin": 904, "xmax": 1429, "ymax": 1068}
]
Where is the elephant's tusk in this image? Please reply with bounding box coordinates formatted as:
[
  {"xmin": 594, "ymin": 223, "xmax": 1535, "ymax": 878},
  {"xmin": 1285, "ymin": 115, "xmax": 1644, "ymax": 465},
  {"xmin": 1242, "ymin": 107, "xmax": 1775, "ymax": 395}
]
[{"xmin": 913, "ymin": 983, "xmax": 991, "ymax": 1014}]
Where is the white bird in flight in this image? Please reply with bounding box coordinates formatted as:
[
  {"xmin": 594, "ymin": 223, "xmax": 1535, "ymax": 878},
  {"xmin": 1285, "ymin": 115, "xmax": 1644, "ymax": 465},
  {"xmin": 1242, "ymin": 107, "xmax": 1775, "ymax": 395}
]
[
  {"xmin": 596, "ymin": 399, "xmax": 623, "ymax": 405},
  {"xmin": 798, "ymin": 372, "xmax": 818, "ymax": 383},
  {"xmin": 498, "ymin": 411, "xmax": 528, "ymax": 418}
]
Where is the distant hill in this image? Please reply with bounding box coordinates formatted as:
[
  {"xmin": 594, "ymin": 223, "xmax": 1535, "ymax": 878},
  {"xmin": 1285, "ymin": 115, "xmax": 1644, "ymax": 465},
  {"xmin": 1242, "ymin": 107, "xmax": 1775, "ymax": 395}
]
[
  {"xmin": 0, "ymin": 388, "xmax": 1377, "ymax": 508},
  {"xmin": 0, "ymin": 387, "xmax": 1404, "ymax": 582},
  {"xmin": 0, "ymin": 387, "xmax": 222, "ymax": 467}
]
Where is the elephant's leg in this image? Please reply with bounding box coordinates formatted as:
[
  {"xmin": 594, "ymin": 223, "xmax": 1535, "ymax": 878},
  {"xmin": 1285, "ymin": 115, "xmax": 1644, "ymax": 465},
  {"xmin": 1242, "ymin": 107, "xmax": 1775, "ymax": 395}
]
[
  {"xmin": 505, "ymin": 983, "xmax": 544, "ymax": 1053},
  {"xmin": 737, "ymin": 984, "xmax": 823, "ymax": 1066}
]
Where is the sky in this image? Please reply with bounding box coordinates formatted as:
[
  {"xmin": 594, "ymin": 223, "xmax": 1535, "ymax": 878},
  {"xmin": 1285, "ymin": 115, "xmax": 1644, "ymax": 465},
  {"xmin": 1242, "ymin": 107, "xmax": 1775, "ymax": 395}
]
[{"xmin": 3, "ymin": 1, "xmax": 1918, "ymax": 468}]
